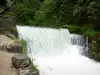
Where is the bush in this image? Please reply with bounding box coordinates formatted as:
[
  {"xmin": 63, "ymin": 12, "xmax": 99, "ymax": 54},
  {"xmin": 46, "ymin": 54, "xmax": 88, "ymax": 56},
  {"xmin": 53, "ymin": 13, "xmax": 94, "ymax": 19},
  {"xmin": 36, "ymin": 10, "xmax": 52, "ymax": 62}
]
[
  {"xmin": 83, "ymin": 29, "xmax": 98, "ymax": 37},
  {"xmin": 60, "ymin": 24, "xmax": 82, "ymax": 34}
]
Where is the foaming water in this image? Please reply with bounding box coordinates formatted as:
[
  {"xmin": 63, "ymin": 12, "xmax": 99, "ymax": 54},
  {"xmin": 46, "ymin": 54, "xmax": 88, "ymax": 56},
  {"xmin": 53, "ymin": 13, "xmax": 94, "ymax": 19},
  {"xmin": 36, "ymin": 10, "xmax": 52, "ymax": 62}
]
[
  {"xmin": 35, "ymin": 46, "xmax": 100, "ymax": 75},
  {"xmin": 17, "ymin": 25, "xmax": 100, "ymax": 75}
]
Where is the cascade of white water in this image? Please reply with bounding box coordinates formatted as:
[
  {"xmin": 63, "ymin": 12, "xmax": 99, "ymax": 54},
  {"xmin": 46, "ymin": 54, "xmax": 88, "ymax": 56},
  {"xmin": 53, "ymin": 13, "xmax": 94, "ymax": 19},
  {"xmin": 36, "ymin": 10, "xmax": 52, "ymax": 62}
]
[
  {"xmin": 70, "ymin": 34, "xmax": 85, "ymax": 46},
  {"xmin": 70, "ymin": 34, "xmax": 88, "ymax": 54},
  {"xmin": 17, "ymin": 25, "xmax": 100, "ymax": 75},
  {"xmin": 17, "ymin": 26, "xmax": 72, "ymax": 57}
]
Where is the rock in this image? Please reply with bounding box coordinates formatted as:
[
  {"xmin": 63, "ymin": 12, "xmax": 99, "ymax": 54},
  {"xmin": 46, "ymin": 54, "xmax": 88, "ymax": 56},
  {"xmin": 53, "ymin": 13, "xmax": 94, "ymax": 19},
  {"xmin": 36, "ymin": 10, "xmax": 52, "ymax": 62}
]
[
  {"xmin": 92, "ymin": 40, "xmax": 96, "ymax": 44},
  {"xmin": 12, "ymin": 54, "xmax": 31, "ymax": 68},
  {"xmin": 12, "ymin": 54, "xmax": 39, "ymax": 75},
  {"xmin": 10, "ymin": 43, "xmax": 22, "ymax": 53},
  {"xmin": 0, "ymin": 35, "xmax": 14, "ymax": 51},
  {"xmin": 19, "ymin": 68, "xmax": 39, "ymax": 75},
  {"xmin": 6, "ymin": 34, "xmax": 15, "ymax": 39},
  {"xmin": 1, "ymin": 43, "xmax": 11, "ymax": 51}
]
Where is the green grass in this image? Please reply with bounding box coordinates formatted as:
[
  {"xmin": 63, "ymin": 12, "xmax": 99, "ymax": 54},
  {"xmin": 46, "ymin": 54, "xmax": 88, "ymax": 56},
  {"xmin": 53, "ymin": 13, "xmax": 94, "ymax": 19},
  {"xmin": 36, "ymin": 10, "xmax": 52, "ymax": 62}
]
[
  {"xmin": 20, "ymin": 39, "xmax": 27, "ymax": 54},
  {"xmin": 19, "ymin": 39, "xmax": 39, "ymax": 72},
  {"xmin": 31, "ymin": 62, "xmax": 39, "ymax": 73}
]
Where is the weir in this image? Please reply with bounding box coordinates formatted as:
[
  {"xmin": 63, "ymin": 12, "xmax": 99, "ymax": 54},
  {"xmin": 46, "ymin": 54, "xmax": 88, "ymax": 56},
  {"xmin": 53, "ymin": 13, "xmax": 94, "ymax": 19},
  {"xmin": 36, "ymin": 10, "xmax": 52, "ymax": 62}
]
[{"xmin": 17, "ymin": 25, "xmax": 100, "ymax": 75}]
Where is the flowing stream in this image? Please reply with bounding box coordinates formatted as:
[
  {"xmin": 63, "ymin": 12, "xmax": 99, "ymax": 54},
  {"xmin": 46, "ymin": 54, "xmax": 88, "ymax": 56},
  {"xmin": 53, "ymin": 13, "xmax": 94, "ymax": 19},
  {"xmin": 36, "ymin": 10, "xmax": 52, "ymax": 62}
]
[{"xmin": 17, "ymin": 25, "xmax": 100, "ymax": 75}]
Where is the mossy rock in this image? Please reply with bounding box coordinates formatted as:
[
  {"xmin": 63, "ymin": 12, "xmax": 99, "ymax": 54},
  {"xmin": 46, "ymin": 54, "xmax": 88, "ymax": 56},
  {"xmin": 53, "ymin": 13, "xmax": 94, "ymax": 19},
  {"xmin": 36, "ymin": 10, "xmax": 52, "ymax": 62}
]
[
  {"xmin": 9, "ymin": 27, "xmax": 18, "ymax": 37},
  {"xmin": 12, "ymin": 54, "xmax": 39, "ymax": 75},
  {"xmin": 12, "ymin": 54, "xmax": 31, "ymax": 68},
  {"xmin": 19, "ymin": 39, "xmax": 27, "ymax": 54}
]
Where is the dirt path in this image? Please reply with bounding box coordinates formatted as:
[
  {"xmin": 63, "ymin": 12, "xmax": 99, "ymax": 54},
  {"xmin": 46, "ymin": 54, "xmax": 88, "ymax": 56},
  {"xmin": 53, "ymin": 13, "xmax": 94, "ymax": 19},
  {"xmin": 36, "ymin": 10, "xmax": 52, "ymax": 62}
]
[
  {"xmin": 0, "ymin": 35, "xmax": 14, "ymax": 47},
  {"xmin": 0, "ymin": 35, "xmax": 15, "ymax": 75},
  {"xmin": 0, "ymin": 51, "xmax": 15, "ymax": 75}
]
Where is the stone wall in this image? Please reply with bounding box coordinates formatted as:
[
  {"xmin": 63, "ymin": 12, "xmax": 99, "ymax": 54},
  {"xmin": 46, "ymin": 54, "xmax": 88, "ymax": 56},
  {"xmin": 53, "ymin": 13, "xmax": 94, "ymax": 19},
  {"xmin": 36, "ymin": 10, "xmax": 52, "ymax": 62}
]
[
  {"xmin": 88, "ymin": 34, "xmax": 100, "ymax": 61},
  {"xmin": 0, "ymin": 15, "xmax": 18, "ymax": 37}
]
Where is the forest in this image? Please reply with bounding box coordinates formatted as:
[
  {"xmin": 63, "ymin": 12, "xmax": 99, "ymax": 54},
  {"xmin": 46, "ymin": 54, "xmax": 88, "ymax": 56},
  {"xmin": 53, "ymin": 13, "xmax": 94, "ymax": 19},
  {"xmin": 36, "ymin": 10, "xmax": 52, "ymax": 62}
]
[
  {"xmin": 0, "ymin": 0, "xmax": 99, "ymax": 29},
  {"xmin": 0, "ymin": 0, "xmax": 100, "ymax": 36},
  {"xmin": 0, "ymin": 0, "xmax": 100, "ymax": 35},
  {"xmin": 8, "ymin": 0, "xmax": 100, "ymax": 36}
]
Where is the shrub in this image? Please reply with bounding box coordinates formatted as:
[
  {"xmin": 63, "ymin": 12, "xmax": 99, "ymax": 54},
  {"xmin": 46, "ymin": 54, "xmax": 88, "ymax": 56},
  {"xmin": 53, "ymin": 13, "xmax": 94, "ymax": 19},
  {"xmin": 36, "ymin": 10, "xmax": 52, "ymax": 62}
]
[
  {"xmin": 61, "ymin": 24, "xmax": 82, "ymax": 34},
  {"xmin": 83, "ymin": 29, "xmax": 98, "ymax": 37}
]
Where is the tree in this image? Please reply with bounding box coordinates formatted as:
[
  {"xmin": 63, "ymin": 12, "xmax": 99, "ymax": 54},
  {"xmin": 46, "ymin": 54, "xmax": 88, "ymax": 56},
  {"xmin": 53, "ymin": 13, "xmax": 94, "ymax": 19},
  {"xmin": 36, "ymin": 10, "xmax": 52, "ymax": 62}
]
[
  {"xmin": 87, "ymin": 1, "xmax": 100, "ymax": 29},
  {"xmin": 8, "ymin": 0, "xmax": 41, "ymax": 25},
  {"xmin": 33, "ymin": 0, "xmax": 56, "ymax": 26},
  {"xmin": 58, "ymin": 0, "xmax": 74, "ymax": 24}
]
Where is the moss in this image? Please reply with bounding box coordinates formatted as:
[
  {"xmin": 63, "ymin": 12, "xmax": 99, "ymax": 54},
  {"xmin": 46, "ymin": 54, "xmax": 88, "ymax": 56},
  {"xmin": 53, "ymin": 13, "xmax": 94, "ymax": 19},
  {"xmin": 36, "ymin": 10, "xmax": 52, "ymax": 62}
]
[
  {"xmin": 17, "ymin": 39, "xmax": 39, "ymax": 73},
  {"xmin": 19, "ymin": 39, "xmax": 39, "ymax": 73},
  {"xmin": 9, "ymin": 27, "xmax": 18, "ymax": 37},
  {"xmin": 31, "ymin": 62, "xmax": 39, "ymax": 73},
  {"xmin": 19, "ymin": 39, "xmax": 27, "ymax": 54}
]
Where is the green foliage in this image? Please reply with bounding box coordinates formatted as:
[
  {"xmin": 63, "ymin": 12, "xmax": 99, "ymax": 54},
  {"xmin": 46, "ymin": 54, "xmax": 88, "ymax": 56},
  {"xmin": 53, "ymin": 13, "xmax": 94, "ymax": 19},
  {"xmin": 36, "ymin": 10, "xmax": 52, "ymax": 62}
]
[
  {"xmin": 60, "ymin": 24, "xmax": 81, "ymax": 34},
  {"xmin": 5, "ymin": 0, "xmax": 100, "ymax": 33},
  {"xmin": 16, "ymin": 39, "xmax": 39, "ymax": 71},
  {"xmin": 87, "ymin": 1, "xmax": 100, "ymax": 29},
  {"xmin": 4, "ymin": 0, "xmax": 99, "ymax": 31},
  {"xmin": 83, "ymin": 29, "xmax": 97, "ymax": 36},
  {"xmin": 20, "ymin": 39, "xmax": 27, "ymax": 54},
  {"xmin": 31, "ymin": 62, "xmax": 39, "ymax": 73},
  {"xmin": 33, "ymin": 0, "xmax": 56, "ymax": 26},
  {"xmin": 8, "ymin": 0, "xmax": 40, "ymax": 25},
  {"xmin": 58, "ymin": 0, "xmax": 74, "ymax": 24}
]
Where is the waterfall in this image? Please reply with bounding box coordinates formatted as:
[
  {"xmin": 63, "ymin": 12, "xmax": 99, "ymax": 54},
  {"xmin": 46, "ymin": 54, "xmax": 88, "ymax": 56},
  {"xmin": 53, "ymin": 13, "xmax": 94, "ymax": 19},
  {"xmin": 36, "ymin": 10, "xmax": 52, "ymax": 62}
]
[
  {"xmin": 70, "ymin": 34, "xmax": 85, "ymax": 46},
  {"xmin": 70, "ymin": 34, "xmax": 89, "ymax": 55},
  {"xmin": 17, "ymin": 25, "xmax": 100, "ymax": 75}
]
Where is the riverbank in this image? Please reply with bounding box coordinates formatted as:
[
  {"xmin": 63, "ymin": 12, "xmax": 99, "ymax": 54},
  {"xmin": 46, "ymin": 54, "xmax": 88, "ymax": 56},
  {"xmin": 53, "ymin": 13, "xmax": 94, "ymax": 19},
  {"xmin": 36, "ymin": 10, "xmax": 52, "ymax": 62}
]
[
  {"xmin": 0, "ymin": 35, "xmax": 39, "ymax": 75},
  {"xmin": 0, "ymin": 35, "xmax": 16, "ymax": 75}
]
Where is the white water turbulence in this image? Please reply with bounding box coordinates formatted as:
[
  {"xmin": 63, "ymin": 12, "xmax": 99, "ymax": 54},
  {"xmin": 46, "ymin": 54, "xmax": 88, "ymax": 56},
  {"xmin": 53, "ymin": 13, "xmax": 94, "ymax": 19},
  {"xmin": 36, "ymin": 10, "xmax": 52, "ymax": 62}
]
[{"xmin": 17, "ymin": 25, "xmax": 100, "ymax": 75}]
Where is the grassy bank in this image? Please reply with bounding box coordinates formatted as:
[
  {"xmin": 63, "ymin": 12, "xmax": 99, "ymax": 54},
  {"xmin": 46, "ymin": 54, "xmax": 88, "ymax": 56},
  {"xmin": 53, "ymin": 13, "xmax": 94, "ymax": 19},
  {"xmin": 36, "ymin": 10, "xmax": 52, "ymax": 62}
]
[
  {"xmin": 19, "ymin": 39, "xmax": 27, "ymax": 54},
  {"xmin": 19, "ymin": 39, "xmax": 39, "ymax": 73}
]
